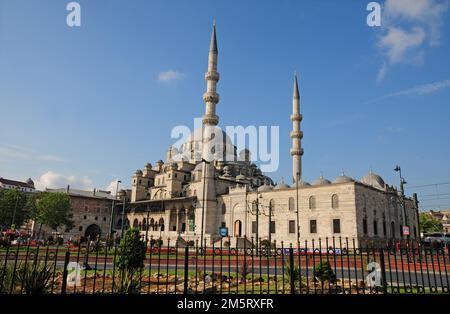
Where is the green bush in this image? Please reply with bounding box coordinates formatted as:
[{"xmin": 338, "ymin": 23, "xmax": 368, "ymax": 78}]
[
  {"xmin": 313, "ymin": 261, "xmax": 336, "ymax": 283},
  {"xmin": 116, "ymin": 228, "xmax": 146, "ymax": 273},
  {"xmin": 15, "ymin": 261, "xmax": 55, "ymax": 294},
  {"xmin": 0, "ymin": 263, "xmax": 16, "ymax": 293}
]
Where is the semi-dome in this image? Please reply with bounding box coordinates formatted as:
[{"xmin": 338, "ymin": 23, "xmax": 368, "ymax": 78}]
[
  {"xmin": 333, "ymin": 174, "xmax": 354, "ymax": 184},
  {"xmin": 361, "ymin": 171, "xmax": 385, "ymax": 190},
  {"xmin": 312, "ymin": 176, "xmax": 331, "ymax": 186}
]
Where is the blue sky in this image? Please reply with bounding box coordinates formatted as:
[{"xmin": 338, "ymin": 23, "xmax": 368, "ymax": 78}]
[{"xmin": 0, "ymin": 0, "xmax": 449, "ymax": 210}]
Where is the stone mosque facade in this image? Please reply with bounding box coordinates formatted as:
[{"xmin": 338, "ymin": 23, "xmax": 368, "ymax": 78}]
[{"xmin": 126, "ymin": 24, "xmax": 419, "ymax": 247}]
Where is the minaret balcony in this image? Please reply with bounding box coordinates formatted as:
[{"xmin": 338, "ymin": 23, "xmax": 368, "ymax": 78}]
[
  {"xmin": 290, "ymin": 148, "xmax": 304, "ymax": 156},
  {"xmin": 290, "ymin": 114, "xmax": 303, "ymax": 122},
  {"xmin": 205, "ymin": 71, "xmax": 220, "ymax": 82},
  {"xmin": 203, "ymin": 92, "xmax": 220, "ymax": 103},
  {"xmin": 202, "ymin": 114, "xmax": 219, "ymax": 126},
  {"xmin": 290, "ymin": 130, "xmax": 303, "ymax": 139}
]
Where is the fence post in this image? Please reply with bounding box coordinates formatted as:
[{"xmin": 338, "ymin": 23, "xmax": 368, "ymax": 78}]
[
  {"xmin": 61, "ymin": 250, "xmax": 71, "ymax": 294},
  {"xmin": 379, "ymin": 248, "xmax": 388, "ymax": 294},
  {"xmin": 289, "ymin": 247, "xmax": 295, "ymax": 294},
  {"xmin": 183, "ymin": 246, "xmax": 189, "ymax": 294}
]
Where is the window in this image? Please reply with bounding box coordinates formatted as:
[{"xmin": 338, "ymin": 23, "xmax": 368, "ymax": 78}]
[
  {"xmin": 363, "ymin": 218, "xmax": 368, "ymax": 235},
  {"xmin": 83, "ymin": 215, "xmax": 87, "ymax": 219},
  {"xmin": 252, "ymin": 221, "xmax": 257, "ymax": 234},
  {"xmin": 174, "ymin": 173, "xmax": 178, "ymax": 178},
  {"xmin": 373, "ymin": 220, "xmax": 378, "ymax": 235},
  {"xmin": 383, "ymin": 220, "xmax": 387, "ymax": 236},
  {"xmin": 309, "ymin": 196, "xmax": 316, "ymax": 210},
  {"xmin": 79, "ymin": 226, "xmax": 83, "ymax": 231},
  {"xmin": 234, "ymin": 220, "xmax": 242, "ymax": 237},
  {"xmin": 221, "ymin": 203, "xmax": 226, "ymax": 215},
  {"xmin": 270, "ymin": 221, "xmax": 276, "ymax": 234},
  {"xmin": 331, "ymin": 194, "xmax": 339, "ymax": 209},
  {"xmin": 95, "ymin": 216, "xmax": 98, "ymax": 221},
  {"xmin": 103, "ymin": 217, "xmax": 107, "ymax": 222},
  {"xmin": 333, "ymin": 219, "xmax": 341, "ymax": 233},
  {"xmin": 289, "ymin": 220, "xmax": 296, "ymax": 234},
  {"xmin": 310, "ymin": 220, "xmax": 317, "ymax": 234},
  {"xmin": 289, "ymin": 198, "xmax": 295, "ymax": 211},
  {"xmin": 391, "ymin": 221, "xmax": 396, "ymax": 238}
]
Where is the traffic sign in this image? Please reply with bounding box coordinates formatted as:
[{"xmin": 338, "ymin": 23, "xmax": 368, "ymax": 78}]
[
  {"xmin": 219, "ymin": 227, "xmax": 228, "ymax": 237},
  {"xmin": 403, "ymin": 226, "xmax": 410, "ymax": 236}
]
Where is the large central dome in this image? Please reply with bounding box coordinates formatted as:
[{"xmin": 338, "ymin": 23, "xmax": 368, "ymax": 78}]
[{"xmin": 176, "ymin": 127, "xmax": 237, "ymax": 163}]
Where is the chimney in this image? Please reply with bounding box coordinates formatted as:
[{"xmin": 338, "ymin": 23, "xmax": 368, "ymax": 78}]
[
  {"xmin": 66, "ymin": 185, "xmax": 70, "ymax": 194},
  {"xmin": 93, "ymin": 188, "xmax": 96, "ymax": 196}
]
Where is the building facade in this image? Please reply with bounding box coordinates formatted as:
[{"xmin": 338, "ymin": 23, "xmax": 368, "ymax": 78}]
[
  {"xmin": 127, "ymin": 23, "xmax": 419, "ymax": 247},
  {"xmin": 0, "ymin": 177, "xmax": 36, "ymax": 193}
]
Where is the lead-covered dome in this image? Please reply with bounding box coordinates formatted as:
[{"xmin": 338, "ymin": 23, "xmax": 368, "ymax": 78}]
[
  {"xmin": 333, "ymin": 174, "xmax": 354, "ymax": 184},
  {"xmin": 312, "ymin": 176, "xmax": 331, "ymax": 186},
  {"xmin": 361, "ymin": 171, "xmax": 385, "ymax": 190},
  {"xmin": 176, "ymin": 127, "xmax": 237, "ymax": 163}
]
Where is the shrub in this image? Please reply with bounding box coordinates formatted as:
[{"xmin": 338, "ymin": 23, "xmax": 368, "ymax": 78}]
[
  {"xmin": 15, "ymin": 261, "xmax": 55, "ymax": 294},
  {"xmin": 113, "ymin": 269, "xmax": 143, "ymax": 294},
  {"xmin": 313, "ymin": 261, "xmax": 336, "ymax": 283},
  {"xmin": 116, "ymin": 228, "xmax": 146, "ymax": 273},
  {"xmin": 0, "ymin": 263, "xmax": 16, "ymax": 293}
]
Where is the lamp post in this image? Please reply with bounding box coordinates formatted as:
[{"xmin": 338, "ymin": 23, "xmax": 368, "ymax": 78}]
[
  {"xmin": 108, "ymin": 180, "xmax": 121, "ymax": 244},
  {"xmin": 394, "ymin": 165, "xmax": 408, "ymax": 238},
  {"xmin": 11, "ymin": 188, "xmax": 20, "ymax": 230},
  {"xmin": 200, "ymin": 158, "xmax": 210, "ymax": 252},
  {"xmin": 296, "ymin": 172, "xmax": 300, "ymax": 246},
  {"xmin": 120, "ymin": 197, "xmax": 127, "ymax": 237}
]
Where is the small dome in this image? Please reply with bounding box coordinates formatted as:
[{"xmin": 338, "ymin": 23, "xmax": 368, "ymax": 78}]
[
  {"xmin": 361, "ymin": 171, "xmax": 385, "ymax": 190},
  {"xmin": 236, "ymin": 174, "xmax": 246, "ymax": 181},
  {"xmin": 333, "ymin": 174, "xmax": 354, "ymax": 184},
  {"xmin": 274, "ymin": 178, "xmax": 290, "ymax": 190},
  {"xmin": 298, "ymin": 179, "xmax": 311, "ymax": 187},
  {"xmin": 134, "ymin": 169, "xmax": 143, "ymax": 176},
  {"xmin": 312, "ymin": 176, "xmax": 331, "ymax": 186},
  {"xmin": 257, "ymin": 184, "xmax": 273, "ymax": 192},
  {"xmin": 170, "ymin": 162, "xmax": 178, "ymax": 170}
]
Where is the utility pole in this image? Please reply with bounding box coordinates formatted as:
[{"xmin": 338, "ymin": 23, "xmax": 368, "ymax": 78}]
[
  {"xmin": 108, "ymin": 180, "xmax": 121, "ymax": 244},
  {"xmin": 394, "ymin": 165, "xmax": 408, "ymax": 239}
]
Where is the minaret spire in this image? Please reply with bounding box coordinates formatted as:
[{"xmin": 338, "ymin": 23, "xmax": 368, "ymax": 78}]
[
  {"xmin": 291, "ymin": 72, "xmax": 304, "ymax": 183},
  {"xmin": 202, "ymin": 21, "xmax": 220, "ymax": 126}
]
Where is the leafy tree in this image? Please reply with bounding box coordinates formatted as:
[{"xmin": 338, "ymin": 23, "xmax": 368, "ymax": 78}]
[
  {"xmin": 420, "ymin": 213, "xmax": 443, "ymax": 233},
  {"xmin": 116, "ymin": 228, "xmax": 146, "ymax": 273},
  {"xmin": 313, "ymin": 261, "xmax": 336, "ymax": 283},
  {"xmin": 0, "ymin": 189, "xmax": 35, "ymax": 229},
  {"xmin": 34, "ymin": 192, "xmax": 73, "ymax": 236}
]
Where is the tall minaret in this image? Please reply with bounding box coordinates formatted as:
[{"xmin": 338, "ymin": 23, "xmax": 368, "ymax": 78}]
[
  {"xmin": 202, "ymin": 21, "xmax": 220, "ymax": 126},
  {"xmin": 291, "ymin": 73, "xmax": 304, "ymax": 183}
]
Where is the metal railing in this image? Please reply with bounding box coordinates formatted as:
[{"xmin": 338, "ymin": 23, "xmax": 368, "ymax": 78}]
[{"xmin": 0, "ymin": 237, "xmax": 449, "ymax": 294}]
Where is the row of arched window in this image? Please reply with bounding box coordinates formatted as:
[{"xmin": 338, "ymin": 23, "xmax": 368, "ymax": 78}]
[
  {"xmin": 239, "ymin": 195, "xmax": 340, "ymax": 213},
  {"xmin": 133, "ymin": 218, "xmax": 165, "ymax": 231}
]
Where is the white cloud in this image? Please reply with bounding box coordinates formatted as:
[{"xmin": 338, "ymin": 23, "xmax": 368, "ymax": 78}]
[
  {"xmin": 35, "ymin": 171, "xmax": 93, "ymax": 191},
  {"xmin": 157, "ymin": 70, "xmax": 185, "ymax": 83},
  {"xmin": 365, "ymin": 78, "xmax": 450, "ymax": 103},
  {"xmin": 105, "ymin": 179, "xmax": 121, "ymax": 195},
  {"xmin": 375, "ymin": 0, "xmax": 449, "ymax": 80},
  {"xmin": 378, "ymin": 26, "xmax": 426, "ymax": 63}
]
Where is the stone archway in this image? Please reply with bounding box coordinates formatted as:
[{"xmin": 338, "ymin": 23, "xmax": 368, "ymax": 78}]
[{"xmin": 85, "ymin": 224, "xmax": 102, "ymax": 240}]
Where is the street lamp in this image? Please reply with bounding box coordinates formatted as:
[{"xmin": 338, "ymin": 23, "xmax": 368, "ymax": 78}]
[
  {"xmin": 394, "ymin": 165, "xmax": 408, "ymax": 238},
  {"xmin": 108, "ymin": 180, "xmax": 121, "ymax": 244},
  {"xmin": 200, "ymin": 158, "xmax": 210, "ymax": 252}
]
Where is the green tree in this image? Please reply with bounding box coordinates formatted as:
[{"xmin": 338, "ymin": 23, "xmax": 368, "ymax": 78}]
[
  {"xmin": 0, "ymin": 189, "xmax": 35, "ymax": 229},
  {"xmin": 34, "ymin": 192, "xmax": 73, "ymax": 236},
  {"xmin": 420, "ymin": 213, "xmax": 443, "ymax": 233},
  {"xmin": 116, "ymin": 228, "xmax": 146, "ymax": 272}
]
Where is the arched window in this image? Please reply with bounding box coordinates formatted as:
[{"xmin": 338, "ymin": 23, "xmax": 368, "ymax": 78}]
[
  {"xmin": 133, "ymin": 219, "xmax": 139, "ymax": 228},
  {"xmin": 234, "ymin": 220, "xmax": 242, "ymax": 237},
  {"xmin": 288, "ymin": 197, "xmax": 295, "ymax": 211},
  {"xmin": 331, "ymin": 194, "xmax": 339, "ymax": 209},
  {"xmin": 150, "ymin": 218, "xmax": 155, "ymax": 231},
  {"xmin": 309, "ymin": 196, "xmax": 316, "ymax": 210},
  {"xmin": 142, "ymin": 218, "xmax": 147, "ymax": 231},
  {"xmin": 252, "ymin": 200, "xmax": 257, "ymax": 212},
  {"xmin": 159, "ymin": 218, "xmax": 165, "ymax": 231},
  {"xmin": 221, "ymin": 203, "xmax": 226, "ymax": 215},
  {"xmin": 138, "ymin": 222, "xmax": 142, "ymax": 231}
]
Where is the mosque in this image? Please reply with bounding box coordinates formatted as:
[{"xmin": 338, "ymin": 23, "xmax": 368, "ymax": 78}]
[{"xmin": 124, "ymin": 23, "xmax": 419, "ymax": 247}]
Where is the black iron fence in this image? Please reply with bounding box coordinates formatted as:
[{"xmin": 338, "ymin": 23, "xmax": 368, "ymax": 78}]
[{"xmin": 0, "ymin": 237, "xmax": 449, "ymax": 294}]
